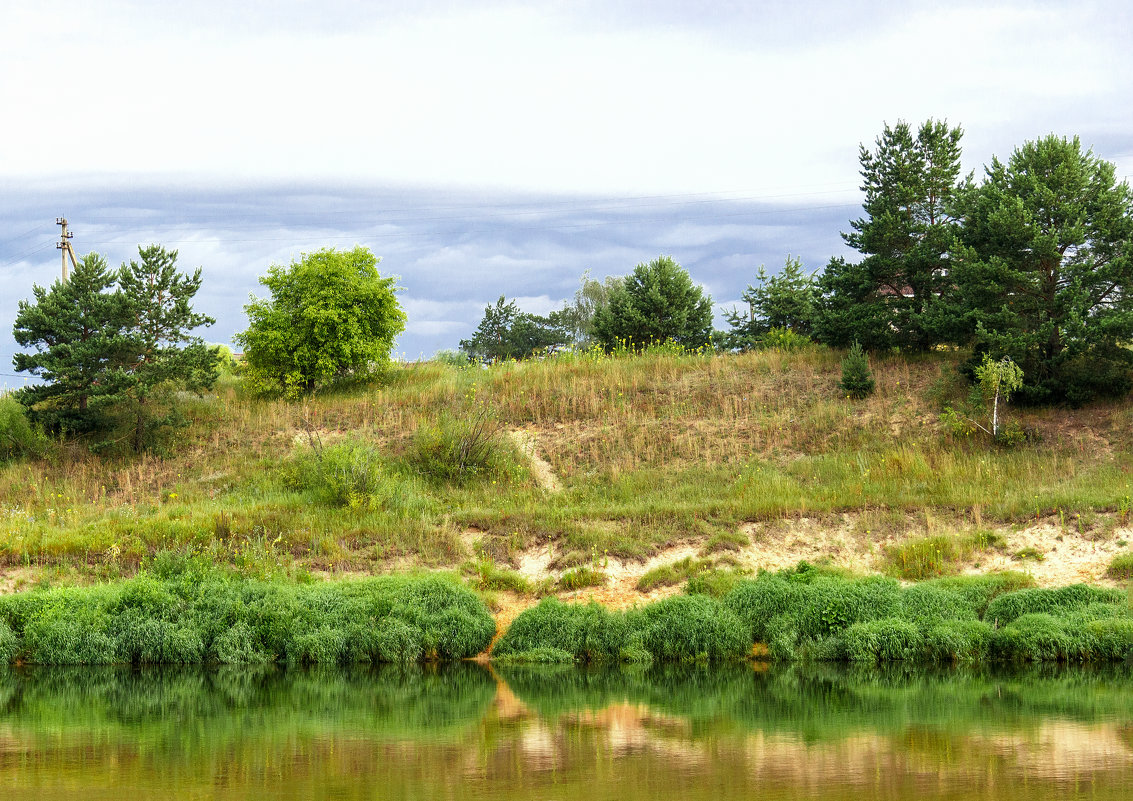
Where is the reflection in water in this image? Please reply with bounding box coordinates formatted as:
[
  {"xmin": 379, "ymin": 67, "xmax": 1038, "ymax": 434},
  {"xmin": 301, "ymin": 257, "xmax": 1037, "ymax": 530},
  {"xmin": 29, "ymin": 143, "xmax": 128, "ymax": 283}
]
[{"xmin": 0, "ymin": 662, "xmax": 1130, "ymax": 799}]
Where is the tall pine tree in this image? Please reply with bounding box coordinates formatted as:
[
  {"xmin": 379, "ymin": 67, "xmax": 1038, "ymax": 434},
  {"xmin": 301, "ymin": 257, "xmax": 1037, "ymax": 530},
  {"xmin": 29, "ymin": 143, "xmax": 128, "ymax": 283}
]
[
  {"xmin": 815, "ymin": 119, "xmax": 965, "ymax": 350},
  {"xmin": 950, "ymin": 135, "xmax": 1133, "ymax": 404}
]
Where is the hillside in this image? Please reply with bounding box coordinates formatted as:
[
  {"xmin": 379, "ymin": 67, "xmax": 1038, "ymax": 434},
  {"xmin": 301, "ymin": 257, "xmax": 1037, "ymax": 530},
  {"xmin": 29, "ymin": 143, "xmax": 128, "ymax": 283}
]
[{"xmin": 1, "ymin": 347, "xmax": 1131, "ymax": 599}]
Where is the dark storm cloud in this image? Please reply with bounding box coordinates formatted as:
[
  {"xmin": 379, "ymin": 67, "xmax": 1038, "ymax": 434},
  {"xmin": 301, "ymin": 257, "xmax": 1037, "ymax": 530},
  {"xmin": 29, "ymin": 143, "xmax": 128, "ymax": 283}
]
[{"xmin": 0, "ymin": 180, "xmax": 859, "ymax": 376}]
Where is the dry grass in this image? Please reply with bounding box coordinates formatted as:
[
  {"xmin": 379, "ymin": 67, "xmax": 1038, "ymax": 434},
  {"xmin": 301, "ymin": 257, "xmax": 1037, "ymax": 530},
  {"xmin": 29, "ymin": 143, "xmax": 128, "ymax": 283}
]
[{"xmin": 1, "ymin": 347, "xmax": 1131, "ymax": 578}]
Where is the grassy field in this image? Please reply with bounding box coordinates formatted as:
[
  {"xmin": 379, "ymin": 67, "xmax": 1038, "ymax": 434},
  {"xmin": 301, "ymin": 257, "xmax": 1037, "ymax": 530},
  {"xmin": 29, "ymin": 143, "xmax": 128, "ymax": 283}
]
[{"xmin": 1, "ymin": 345, "xmax": 1132, "ymax": 586}]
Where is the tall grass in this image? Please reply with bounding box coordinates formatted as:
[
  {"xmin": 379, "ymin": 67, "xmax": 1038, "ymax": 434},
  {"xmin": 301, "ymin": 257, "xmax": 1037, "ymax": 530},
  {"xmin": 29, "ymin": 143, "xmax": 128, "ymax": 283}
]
[{"xmin": 0, "ymin": 565, "xmax": 494, "ymax": 665}]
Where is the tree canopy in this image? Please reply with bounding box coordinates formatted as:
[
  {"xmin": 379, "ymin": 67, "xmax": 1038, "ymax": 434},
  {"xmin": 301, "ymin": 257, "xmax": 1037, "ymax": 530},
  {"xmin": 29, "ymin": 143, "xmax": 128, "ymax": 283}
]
[
  {"xmin": 592, "ymin": 256, "xmax": 713, "ymax": 350},
  {"xmin": 724, "ymin": 255, "xmax": 817, "ymax": 350},
  {"xmin": 950, "ymin": 135, "xmax": 1133, "ymax": 403},
  {"xmin": 12, "ymin": 245, "xmax": 216, "ymax": 449},
  {"xmin": 235, "ymin": 247, "xmax": 406, "ymax": 396},
  {"xmin": 815, "ymin": 119, "xmax": 965, "ymax": 350},
  {"xmin": 459, "ymin": 296, "xmax": 569, "ymax": 361}
]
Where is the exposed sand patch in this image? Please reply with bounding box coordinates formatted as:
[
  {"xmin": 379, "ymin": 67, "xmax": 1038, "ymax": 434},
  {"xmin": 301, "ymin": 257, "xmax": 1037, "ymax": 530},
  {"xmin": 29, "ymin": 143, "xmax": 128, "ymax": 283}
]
[
  {"xmin": 973, "ymin": 521, "xmax": 1130, "ymax": 587},
  {"xmin": 0, "ymin": 568, "xmax": 37, "ymax": 595},
  {"xmin": 509, "ymin": 429, "xmax": 561, "ymax": 492}
]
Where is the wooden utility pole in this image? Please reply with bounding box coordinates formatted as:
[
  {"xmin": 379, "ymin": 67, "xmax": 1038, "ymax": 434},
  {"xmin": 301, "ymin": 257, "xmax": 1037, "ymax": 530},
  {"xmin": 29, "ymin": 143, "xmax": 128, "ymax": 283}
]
[{"xmin": 56, "ymin": 216, "xmax": 78, "ymax": 282}]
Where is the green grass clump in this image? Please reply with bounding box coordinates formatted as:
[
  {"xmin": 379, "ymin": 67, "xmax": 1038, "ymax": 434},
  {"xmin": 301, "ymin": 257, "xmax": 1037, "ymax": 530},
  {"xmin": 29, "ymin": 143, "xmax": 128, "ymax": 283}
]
[
  {"xmin": 633, "ymin": 594, "xmax": 748, "ymax": 662},
  {"xmin": 983, "ymin": 584, "xmax": 1125, "ymax": 626},
  {"xmin": 1106, "ymin": 551, "xmax": 1133, "ymax": 580},
  {"xmin": 558, "ymin": 566, "xmax": 606, "ymax": 591},
  {"xmin": 286, "ymin": 439, "xmax": 435, "ymax": 517},
  {"xmin": 699, "ymin": 530, "xmax": 750, "ymax": 555},
  {"xmin": 636, "ymin": 556, "xmax": 710, "ymax": 591},
  {"xmin": 491, "ymin": 599, "xmax": 629, "ymax": 662},
  {"xmin": 408, "ymin": 411, "xmax": 522, "ymax": 484},
  {"xmin": 882, "ymin": 531, "xmax": 1003, "ymax": 580},
  {"xmin": 0, "ymin": 567, "xmax": 494, "ymax": 665},
  {"xmin": 463, "ymin": 559, "xmax": 532, "ymax": 594},
  {"xmin": 843, "ymin": 619, "xmax": 924, "ymax": 662},
  {"xmin": 923, "ymin": 572, "xmax": 1035, "ymax": 617},
  {"xmin": 684, "ymin": 568, "xmax": 748, "ymax": 598}
]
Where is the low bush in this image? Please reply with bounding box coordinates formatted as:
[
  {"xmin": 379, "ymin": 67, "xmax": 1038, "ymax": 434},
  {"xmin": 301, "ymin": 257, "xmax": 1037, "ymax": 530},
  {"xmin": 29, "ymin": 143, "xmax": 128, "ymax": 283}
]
[
  {"xmin": 843, "ymin": 619, "xmax": 924, "ymax": 662},
  {"xmin": 635, "ymin": 594, "xmax": 748, "ymax": 662},
  {"xmin": 558, "ymin": 566, "xmax": 606, "ymax": 591},
  {"xmin": 0, "ymin": 396, "xmax": 48, "ymax": 462},
  {"xmin": 491, "ymin": 599, "xmax": 629, "ymax": 662},
  {"xmin": 983, "ymin": 584, "xmax": 1125, "ymax": 626},
  {"xmin": 408, "ymin": 411, "xmax": 522, "ymax": 484},
  {"xmin": 0, "ymin": 570, "xmax": 494, "ymax": 665}
]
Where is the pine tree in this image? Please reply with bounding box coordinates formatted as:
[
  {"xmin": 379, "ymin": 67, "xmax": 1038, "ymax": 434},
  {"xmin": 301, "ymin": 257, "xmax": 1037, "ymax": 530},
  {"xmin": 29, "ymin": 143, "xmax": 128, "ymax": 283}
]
[
  {"xmin": 840, "ymin": 341, "xmax": 875, "ymax": 399},
  {"xmin": 816, "ymin": 120, "xmax": 965, "ymax": 350},
  {"xmin": 12, "ymin": 253, "xmax": 130, "ymax": 434},
  {"xmin": 951, "ymin": 135, "xmax": 1133, "ymax": 404}
]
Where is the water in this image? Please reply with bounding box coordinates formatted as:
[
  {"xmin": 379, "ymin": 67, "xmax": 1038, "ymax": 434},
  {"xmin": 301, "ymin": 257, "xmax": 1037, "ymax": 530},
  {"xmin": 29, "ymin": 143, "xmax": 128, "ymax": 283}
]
[{"xmin": 1, "ymin": 661, "xmax": 1131, "ymax": 800}]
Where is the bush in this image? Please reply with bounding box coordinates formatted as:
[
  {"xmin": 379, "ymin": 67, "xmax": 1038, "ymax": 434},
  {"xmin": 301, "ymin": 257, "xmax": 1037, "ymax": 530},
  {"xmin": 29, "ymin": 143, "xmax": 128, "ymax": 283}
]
[
  {"xmin": 843, "ymin": 619, "xmax": 924, "ymax": 662},
  {"xmin": 984, "ymin": 584, "xmax": 1125, "ymax": 626},
  {"xmin": 1106, "ymin": 552, "xmax": 1133, "ymax": 580},
  {"xmin": 0, "ymin": 396, "xmax": 47, "ymax": 461},
  {"xmin": 636, "ymin": 594, "xmax": 749, "ymax": 662},
  {"xmin": 924, "ymin": 619, "xmax": 993, "ymax": 662},
  {"xmin": 591, "ymin": 256, "xmax": 714, "ymax": 351},
  {"xmin": 991, "ymin": 613, "xmax": 1073, "ymax": 662},
  {"xmin": 409, "ymin": 411, "xmax": 520, "ymax": 484},
  {"xmin": 288, "ymin": 439, "xmax": 433, "ymax": 516},
  {"xmin": 492, "ymin": 599, "xmax": 628, "ymax": 662},
  {"xmin": 839, "ymin": 340, "xmax": 875, "ymax": 399}
]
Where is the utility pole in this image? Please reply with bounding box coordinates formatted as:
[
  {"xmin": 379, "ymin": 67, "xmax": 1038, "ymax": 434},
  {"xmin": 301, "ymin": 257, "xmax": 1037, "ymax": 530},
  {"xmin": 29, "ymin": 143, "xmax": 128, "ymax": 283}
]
[{"xmin": 56, "ymin": 216, "xmax": 79, "ymax": 282}]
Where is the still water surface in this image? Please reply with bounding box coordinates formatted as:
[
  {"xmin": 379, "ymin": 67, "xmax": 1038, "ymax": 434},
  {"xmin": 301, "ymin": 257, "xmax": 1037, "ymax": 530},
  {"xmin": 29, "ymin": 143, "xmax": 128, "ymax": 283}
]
[{"xmin": 1, "ymin": 661, "xmax": 1131, "ymax": 800}]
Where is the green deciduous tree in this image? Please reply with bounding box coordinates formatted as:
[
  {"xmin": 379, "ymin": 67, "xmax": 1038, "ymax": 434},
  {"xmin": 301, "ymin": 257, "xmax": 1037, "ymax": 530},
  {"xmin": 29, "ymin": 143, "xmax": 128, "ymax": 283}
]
[
  {"xmin": 815, "ymin": 119, "xmax": 966, "ymax": 350},
  {"xmin": 591, "ymin": 256, "xmax": 714, "ymax": 350},
  {"xmin": 951, "ymin": 135, "xmax": 1133, "ymax": 404},
  {"xmin": 235, "ymin": 247, "xmax": 406, "ymax": 396},
  {"xmin": 459, "ymin": 296, "xmax": 569, "ymax": 361},
  {"xmin": 552, "ymin": 271, "xmax": 625, "ymax": 347},
  {"xmin": 724, "ymin": 255, "xmax": 817, "ymax": 350}
]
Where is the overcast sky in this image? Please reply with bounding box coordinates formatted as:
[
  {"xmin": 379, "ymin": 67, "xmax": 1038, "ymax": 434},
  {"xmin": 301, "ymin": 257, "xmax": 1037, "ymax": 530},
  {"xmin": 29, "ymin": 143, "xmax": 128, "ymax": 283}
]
[{"xmin": 2, "ymin": 0, "xmax": 1132, "ymax": 385}]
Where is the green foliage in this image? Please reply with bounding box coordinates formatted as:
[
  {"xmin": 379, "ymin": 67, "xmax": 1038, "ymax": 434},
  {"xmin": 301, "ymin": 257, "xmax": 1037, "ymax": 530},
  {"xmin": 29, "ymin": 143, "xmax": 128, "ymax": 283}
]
[
  {"xmin": 408, "ymin": 410, "xmax": 521, "ymax": 484},
  {"xmin": 951, "ymin": 135, "xmax": 1133, "ymax": 404},
  {"xmin": 1106, "ymin": 551, "xmax": 1133, "ymax": 580},
  {"xmin": 12, "ymin": 246, "xmax": 215, "ymax": 448},
  {"xmin": 591, "ymin": 256, "xmax": 714, "ymax": 350},
  {"xmin": 839, "ymin": 340, "xmax": 875, "ymax": 398},
  {"xmin": 235, "ymin": 247, "xmax": 406, "ymax": 397},
  {"xmin": 923, "ymin": 572, "xmax": 1035, "ymax": 617},
  {"xmin": 0, "ymin": 570, "xmax": 494, "ymax": 665},
  {"xmin": 558, "ymin": 566, "xmax": 606, "ymax": 591},
  {"xmin": 815, "ymin": 119, "xmax": 965, "ymax": 351},
  {"xmin": 724, "ymin": 256, "xmax": 818, "ymax": 350},
  {"xmin": 492, "ymin": 598, "xmax": 630, "ymax": 662},
  {"xmin": 459, "ymin": 296, "xmax": 569, "ymax": 361},
  {"xmin": 983, "ymin": 584, "xmax": 1125, "ymax": 626},
  {"xmin": 463, "ymin": 559, "xmax": 532, "ymax": 594},
  {"xmin": 844, "ymin": 618, "xmax": 924, "ymax": 662},
  {"xmin": 882, "ymin": 531, "xmax": 1003, "ymax": 580},
  {"xmin": 635, "ymin": 594, "xmax": 748, "ymax": 662},
  {"xmin": 286, "ymin": 438, "xmax": 433, "ymax": 516},
  {"xmin": 635, "ymin": 556, "xmax": 709, "ymax": 591},
  {"xmin": 551, "ymin": 271, "xmax": 625, "ymax": 347},
  {"xmin": 0, "ymin": 396, "xmax": 47, "ymax": 461}
]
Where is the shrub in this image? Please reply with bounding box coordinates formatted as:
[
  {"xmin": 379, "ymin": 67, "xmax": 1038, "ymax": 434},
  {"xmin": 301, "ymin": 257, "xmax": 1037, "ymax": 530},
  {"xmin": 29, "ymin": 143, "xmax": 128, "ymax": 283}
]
[
  {"xmin": 843, "ymin": 619, "xmax": 924, "ymax": 662},
  {"xmin": 924, "ymin": 619, "xmax": 993, "ymax": 662},
  {"xmin": 839, "ymin": 340, "xmax": 875, "ymax": 399},
  {"xmin": 991, "ymin": 613, "xmax": 1073, "ymax": 662},
  {"xmin": 0, "ymin": 396, "xmax": 48, "ymax": 462},
  {"xmin": 899, "ymin": 583, "xmax": 978, "ymax": 624},
  {"xmin": 409, "ymin": 411, "xmax": 520, "ymax": 484},
  {"xmin": 984, "ymin": 584, "xmax": 1125, "ymax": 626},
  {"xmin": 558, "ymin": 566, "xmax": 606, "ymax": 591},
  {"xmin": 636, "ymin": 594, "xmax": 749, "ymax": 662},
  {"xmin": 492, "ymin": 599, "xmax": 628, "ymax": 662},
  {"xmin": 0, "ymin": 619, "xmax": 19, "ymax": 665},
  {"xmin": 723, "ymin": 575, "xmax": 804, "ymax": 642}
]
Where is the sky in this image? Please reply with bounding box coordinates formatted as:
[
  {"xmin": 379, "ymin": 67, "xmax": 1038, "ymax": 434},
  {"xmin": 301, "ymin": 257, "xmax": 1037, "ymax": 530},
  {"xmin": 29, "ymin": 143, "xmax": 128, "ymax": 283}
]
[{"xmin": 2, "ymin": 0, "xmax": 1132, "ymax": 387}]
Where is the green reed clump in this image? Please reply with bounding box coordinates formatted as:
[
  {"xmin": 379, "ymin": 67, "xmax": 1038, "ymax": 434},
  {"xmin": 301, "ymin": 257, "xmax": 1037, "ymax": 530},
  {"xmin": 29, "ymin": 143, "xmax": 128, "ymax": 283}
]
[
  {"xmin": 882, "ymin": 531, "xmax": 1004, "ymax": 580},
  {"xmin": 408, "ymin": 410, "xmax": 523, "ymax": 484},
  {"xmin": 558, "ymin": 566, "xmax": 606, "ymax": 591},
  {"xmin": 632, "ymin": 594, "xmax": 748, "ymax": 662},
  {"xmin": 0, "ymin": 567, "xmax": 494, "ymax": 665},
  {"xmin": 636, "ymin": 556, "xmax": 710, "ymax": 591},
  {"xmin": 844, "ymin": 619, "xmax": 924, "ymax": 662},
  {"xmin": 491, "ymin": 598, "xmax": 632, "ymax": 662},
  {"xmin": 921, "ymin": 572, "xmax": 1035, "ymax": 617},
  {"xmin": 462, "ymin": 559, "xmax": 533, "ymax": 594},
  {"xmin": 983, "ymin": 584, "xmax": 1125, "ymax": 626}
]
